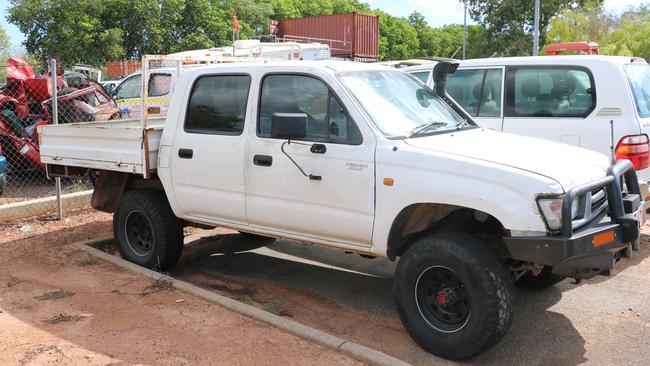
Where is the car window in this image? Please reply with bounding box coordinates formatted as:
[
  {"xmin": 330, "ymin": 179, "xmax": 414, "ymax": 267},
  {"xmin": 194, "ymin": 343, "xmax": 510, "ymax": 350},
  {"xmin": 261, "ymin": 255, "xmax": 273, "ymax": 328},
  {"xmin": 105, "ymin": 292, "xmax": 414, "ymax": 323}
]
[
  {"xmin": 506, "ymin": 67, "xmax": 595, "ymax": 117},
  {"xmin": 411, "ymin": 71, "xmax": 430, "ymax": 84},
  {"xmin": 478, "ymin": 69, "xmax": 502, "ymax": 117},
  {"xmin": 185, "ymin": 75, "xmax": 251, "ymax": 135},
  {"xmin": 149, "ymin": 73, "xmax": 172, "ymax": 97},
  {"xmin": 624, "ymin": 63, "xmax": 650, "ymax": 118},
  {"xmin": 114, "ymin": 75, "xmax": 141, "ymax": 99},
  {"xmin": 258, "ymin": 74, "xmax": 362, "ymax": 145},
  {"xmin": 446, "ymin": 69, "xmax": 485, "ymax": 117}
]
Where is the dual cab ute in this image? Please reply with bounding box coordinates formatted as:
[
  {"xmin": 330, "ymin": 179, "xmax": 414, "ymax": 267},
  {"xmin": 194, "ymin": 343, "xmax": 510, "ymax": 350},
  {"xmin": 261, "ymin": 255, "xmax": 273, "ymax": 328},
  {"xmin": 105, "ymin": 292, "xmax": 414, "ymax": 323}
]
[{"xmin": 39, "ymin": 61, "xmax": 644, "ymax": 360}]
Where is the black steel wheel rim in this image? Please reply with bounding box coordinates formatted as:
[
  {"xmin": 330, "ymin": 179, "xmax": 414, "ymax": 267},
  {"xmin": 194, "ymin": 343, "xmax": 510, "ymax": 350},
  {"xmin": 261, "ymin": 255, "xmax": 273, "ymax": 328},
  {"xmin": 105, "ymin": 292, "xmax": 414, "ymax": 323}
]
[
  {"xmin": 415, "ymin": 265, "xmax": 471, "ymax": 333},
  {"xmin": 124, "ymin": 210, "xmax": 154, "ymax": 257}
]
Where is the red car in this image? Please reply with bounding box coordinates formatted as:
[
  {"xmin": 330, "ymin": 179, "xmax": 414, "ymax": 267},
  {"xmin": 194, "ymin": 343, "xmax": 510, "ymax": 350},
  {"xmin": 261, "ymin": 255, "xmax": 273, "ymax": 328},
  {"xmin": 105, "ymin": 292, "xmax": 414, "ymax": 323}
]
[{"xmin": 0, "ymin": 57, "xmax": 120, "ymax": 170}]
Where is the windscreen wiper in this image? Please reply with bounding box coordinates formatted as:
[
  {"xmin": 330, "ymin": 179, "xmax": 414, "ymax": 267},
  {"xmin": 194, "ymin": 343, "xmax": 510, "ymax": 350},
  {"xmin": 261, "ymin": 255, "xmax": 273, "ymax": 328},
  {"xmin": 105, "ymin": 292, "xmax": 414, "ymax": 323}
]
[
  {"xmin": 456, "ymin": 119, "xmax": 470, "ymax": 130},
  {"xmin": 406, "ymin": 121, "xmax": 448, "ymax": 139}
]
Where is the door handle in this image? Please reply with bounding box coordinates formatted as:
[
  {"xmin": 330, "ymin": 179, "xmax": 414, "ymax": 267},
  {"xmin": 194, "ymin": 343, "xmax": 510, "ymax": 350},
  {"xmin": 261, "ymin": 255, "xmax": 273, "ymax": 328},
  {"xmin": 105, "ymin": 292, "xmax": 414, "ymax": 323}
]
[
  {"xmin": 253, "ymin": 154, "xmax": 273, "ymax": 167},
  {"xmin": 310, "ymin": 143, "xmax": 327, "ymax": 154},
  {"xmin": 178, "ymin": 148, "xmax": 193, "ymax": 159}
]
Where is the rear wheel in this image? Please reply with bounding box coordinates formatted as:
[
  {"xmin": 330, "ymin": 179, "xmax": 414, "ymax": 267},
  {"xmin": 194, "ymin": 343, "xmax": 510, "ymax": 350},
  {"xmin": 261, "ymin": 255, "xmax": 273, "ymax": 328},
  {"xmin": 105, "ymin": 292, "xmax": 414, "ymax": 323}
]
[
  {"xmin": 114, "ymin": 189, "xmax": 183, "ymax": 271},
  {"xmin": 394, "ymin": 232, "xmax": 513, "ymax": 360}
]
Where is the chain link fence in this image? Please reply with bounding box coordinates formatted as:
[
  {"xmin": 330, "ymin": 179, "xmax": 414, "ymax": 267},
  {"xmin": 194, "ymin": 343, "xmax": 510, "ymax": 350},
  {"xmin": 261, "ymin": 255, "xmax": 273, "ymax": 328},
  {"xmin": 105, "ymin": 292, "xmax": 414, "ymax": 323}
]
[{"xmin": 0, "ymin": 58, "xmax": 97, "ymax": 221}]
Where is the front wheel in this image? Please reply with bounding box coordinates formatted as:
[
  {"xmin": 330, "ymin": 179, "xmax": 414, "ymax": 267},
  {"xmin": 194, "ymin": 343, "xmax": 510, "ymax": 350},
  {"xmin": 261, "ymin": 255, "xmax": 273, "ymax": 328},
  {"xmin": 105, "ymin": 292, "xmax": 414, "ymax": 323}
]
[
  {"xmin": 114, "ymin": 189, "xmax": 184, "ymax": 271},
  {"xmin": 394, "ymin": 232, "xmax": 513, "ymax": 360}
]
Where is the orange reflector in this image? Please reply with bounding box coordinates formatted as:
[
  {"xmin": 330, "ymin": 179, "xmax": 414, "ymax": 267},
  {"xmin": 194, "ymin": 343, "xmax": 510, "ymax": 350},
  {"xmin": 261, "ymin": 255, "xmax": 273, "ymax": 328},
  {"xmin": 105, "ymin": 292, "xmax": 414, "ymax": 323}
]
[
  {"xmin": 593, "ymin": 231, "xmax": 616, "ymax": 247},
  {"xmin": 383, "ymin": 178, "xmax": 394, "ymax": 186}
]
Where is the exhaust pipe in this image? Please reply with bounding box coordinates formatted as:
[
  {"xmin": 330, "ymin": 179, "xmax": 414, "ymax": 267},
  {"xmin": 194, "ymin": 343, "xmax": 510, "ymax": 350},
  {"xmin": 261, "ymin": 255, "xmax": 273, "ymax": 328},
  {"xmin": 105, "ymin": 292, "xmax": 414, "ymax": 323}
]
[{"xmin": 432, "ymin": 61, "xmax": 474, "ymax": 122}]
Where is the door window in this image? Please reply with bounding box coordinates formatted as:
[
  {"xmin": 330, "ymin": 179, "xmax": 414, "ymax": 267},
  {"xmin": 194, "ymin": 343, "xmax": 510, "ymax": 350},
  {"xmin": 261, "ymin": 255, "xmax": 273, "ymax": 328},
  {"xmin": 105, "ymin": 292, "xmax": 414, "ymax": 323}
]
[
  {"xmin": 506, "ymin": 67, "xmax": 595, "ymax": 117},
  {"xmin": 114, "ymin": 75, "xmax": 141, "ymax": 99},
  {"xmin": 185, "ymin": 75, "xmax": 251, "ymax": 135},
  {"xmin": 149, "ymin": 74, "xmax": 172, "ymax": 97},
  {"xmin": 447, "ymin": 69, "xmax": 503, "ymax": 117},
  {"xmin": 258, "ymin": 74, "xmax": 362, "ymax": 144}
]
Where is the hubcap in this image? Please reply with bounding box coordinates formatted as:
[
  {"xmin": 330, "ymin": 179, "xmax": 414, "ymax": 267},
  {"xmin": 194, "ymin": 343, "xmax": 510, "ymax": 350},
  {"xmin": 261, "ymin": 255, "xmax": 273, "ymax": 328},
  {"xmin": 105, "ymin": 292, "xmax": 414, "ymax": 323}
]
[
  {"xmin": 415, "ymin": 265, "xmax": 471, "ymax": 333},
  {"xmin": 124, "ymin": 210, "xmax": 154, "ymax": 257}
]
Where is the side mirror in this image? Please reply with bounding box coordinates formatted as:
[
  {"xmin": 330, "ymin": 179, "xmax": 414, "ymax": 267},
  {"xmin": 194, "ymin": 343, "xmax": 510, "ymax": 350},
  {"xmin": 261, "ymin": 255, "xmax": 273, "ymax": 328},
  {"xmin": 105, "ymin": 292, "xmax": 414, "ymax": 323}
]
[{"xmin": 271, "ymin": 113, "xmax": 307, "ymax": 140}]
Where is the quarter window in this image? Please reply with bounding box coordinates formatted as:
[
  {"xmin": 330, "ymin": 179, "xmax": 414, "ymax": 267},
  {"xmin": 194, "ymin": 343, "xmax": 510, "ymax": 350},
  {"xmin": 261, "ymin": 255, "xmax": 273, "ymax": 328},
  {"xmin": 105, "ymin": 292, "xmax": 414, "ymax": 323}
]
[
  {"xmin": 259, "ymin": 74, "xmax": 362, "ymax": 144},
  {"xmin": 185, "ymin": 75, "xmax": 251, "ymax": 135},
  {"xmin": 506, "ymin": 67, "xmax": 595, "ymax": 117},
  {"xmin": 411, "ymin": 71, "xmax": 430, "ymax": 84},
  {"xmin": 446, "ymin": 69, "xmax": 503, "ymax": 117}
]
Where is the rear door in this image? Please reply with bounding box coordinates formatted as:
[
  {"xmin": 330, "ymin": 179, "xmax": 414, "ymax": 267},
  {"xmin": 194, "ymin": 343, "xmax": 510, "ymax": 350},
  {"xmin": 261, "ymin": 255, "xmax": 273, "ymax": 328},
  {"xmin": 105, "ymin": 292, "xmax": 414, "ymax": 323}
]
[
  {"xmin": 501, "ymin": 65, "xmax": 600, "ymax": 148},
  {"xmin": 169, "ymin": 73, "xmax": 252, "ymax": 225},
  {"xmin": 245, "ymin": 72, "xmax": 376, "ymax": 247},
  {"xmin": 446, "ymin": 67, "xmax": 505, "ymax": 130}
]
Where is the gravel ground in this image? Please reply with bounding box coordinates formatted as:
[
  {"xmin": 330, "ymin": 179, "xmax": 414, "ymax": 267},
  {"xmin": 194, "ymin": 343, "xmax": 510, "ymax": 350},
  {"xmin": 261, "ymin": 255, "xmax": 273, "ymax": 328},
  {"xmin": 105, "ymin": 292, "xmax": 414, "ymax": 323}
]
[
  {"xmin": 167, "ymin": 226, "xmax": 650, "ymax": 366},
  {"xmin": 2, "ymin": 209, "xmax": 648, "ymax": 365},
  {"xmin": 0, "ymin": 210, "xmax": 363, "ymax": 366}
]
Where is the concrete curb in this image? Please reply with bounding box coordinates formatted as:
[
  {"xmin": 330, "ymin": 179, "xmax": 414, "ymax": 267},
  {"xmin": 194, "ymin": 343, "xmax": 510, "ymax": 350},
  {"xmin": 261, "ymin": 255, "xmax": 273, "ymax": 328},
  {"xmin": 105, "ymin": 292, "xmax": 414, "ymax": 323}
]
[
  {"xmin": 76, "ymin": 239, "xmax": 410, "ymax": 366},
  {"xmin": 0, "ymin": 190, "xmax": 93, "ymax": 221}
]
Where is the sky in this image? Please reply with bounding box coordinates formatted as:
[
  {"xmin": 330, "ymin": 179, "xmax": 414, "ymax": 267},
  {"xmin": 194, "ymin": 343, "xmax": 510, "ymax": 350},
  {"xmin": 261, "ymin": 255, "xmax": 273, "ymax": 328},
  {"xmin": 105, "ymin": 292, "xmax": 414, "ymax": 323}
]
[{"xmin": 1, "ymin": 0, "xmax": 647, "ymax": 50}]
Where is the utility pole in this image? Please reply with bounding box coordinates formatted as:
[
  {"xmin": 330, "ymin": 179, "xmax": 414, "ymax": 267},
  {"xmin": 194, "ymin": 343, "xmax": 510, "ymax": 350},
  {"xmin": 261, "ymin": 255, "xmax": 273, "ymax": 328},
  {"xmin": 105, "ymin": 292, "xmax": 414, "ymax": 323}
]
[
  {"xmin": 463, "ymin": 0, "xmax": 467, "ymax": 60},
  {"xmin": 533, "ymin": 0, "xmax": 540, "ymax": 56}
]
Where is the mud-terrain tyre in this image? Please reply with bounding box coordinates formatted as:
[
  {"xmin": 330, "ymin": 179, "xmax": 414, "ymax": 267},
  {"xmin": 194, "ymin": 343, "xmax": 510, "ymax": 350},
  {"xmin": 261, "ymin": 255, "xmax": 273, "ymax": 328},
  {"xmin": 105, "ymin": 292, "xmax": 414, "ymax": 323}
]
[
  {"xmin": 114, "ymin": 189, "xmax": 183, "ymax": 271},
  {"xmin": 394, "ymin": 232, "xmax": 513, "ymax": 360},
  {"xmin": 516, "ymin": 266, "xmax": 566, "ymax": 289}
]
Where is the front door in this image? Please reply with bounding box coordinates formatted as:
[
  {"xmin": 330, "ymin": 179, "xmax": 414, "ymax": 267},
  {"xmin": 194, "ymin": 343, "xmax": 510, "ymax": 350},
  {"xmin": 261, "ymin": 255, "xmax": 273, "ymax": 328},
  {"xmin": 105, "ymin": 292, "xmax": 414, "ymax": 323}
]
[
  {"xmin": 169, "ymin": 73, "xmax": 252, "ymax": 225},
  {"xmin": 245, "ymin": 73, "xmax": 375, "ymax": 247}
]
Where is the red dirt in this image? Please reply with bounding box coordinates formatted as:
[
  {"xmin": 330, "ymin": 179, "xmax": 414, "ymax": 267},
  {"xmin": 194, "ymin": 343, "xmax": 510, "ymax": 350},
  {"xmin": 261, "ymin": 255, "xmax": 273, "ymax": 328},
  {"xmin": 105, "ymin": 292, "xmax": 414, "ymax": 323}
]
[{"xmin": 0, "ymin": 210, "xmax": 363, "ymax": 365}]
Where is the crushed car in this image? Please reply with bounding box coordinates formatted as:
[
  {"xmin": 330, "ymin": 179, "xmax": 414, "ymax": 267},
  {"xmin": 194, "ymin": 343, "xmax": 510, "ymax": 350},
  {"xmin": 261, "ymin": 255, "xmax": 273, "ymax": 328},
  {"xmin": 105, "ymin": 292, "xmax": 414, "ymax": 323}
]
[{"xmin": 0, "ymin": 57, "xmax": 120, "ymax": 170}]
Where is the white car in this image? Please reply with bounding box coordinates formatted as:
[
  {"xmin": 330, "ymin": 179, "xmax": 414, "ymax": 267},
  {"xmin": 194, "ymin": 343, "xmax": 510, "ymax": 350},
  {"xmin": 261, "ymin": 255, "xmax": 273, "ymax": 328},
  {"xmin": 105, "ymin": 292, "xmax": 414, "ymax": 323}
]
[
  {"xmin": 39, "ymin": 61, "xmax": 644, "ymax": 360},
  {"xmin": 404, "ymin": 56, "xmax": 650, "ymax": 202}
]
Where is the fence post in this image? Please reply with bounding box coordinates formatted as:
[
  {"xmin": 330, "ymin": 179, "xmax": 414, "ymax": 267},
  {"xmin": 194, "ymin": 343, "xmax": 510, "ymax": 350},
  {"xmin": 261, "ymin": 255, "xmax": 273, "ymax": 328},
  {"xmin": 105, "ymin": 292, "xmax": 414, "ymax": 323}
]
[{"xmin": 50, "ymin": 58, "xmax": 63, "ymax": 220}]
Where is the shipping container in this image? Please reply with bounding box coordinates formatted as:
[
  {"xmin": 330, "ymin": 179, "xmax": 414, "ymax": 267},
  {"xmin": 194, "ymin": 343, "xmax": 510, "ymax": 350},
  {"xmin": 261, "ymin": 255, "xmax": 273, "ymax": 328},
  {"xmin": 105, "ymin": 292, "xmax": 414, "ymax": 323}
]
[
  {"xmin": 275, "ymin": 13, "xmax": 379, "ymax": 61},
  {"xmin": 107, "ymin": 60, "xmax": 141, "ymax": 80}
]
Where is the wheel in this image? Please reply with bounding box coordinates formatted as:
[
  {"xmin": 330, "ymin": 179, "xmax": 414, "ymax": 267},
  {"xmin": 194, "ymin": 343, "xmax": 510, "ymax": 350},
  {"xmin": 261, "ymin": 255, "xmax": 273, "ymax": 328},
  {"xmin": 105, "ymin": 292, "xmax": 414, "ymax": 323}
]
[
  {"xmin": 113, "ymin": 189, "xmax": 183, "ymax": 271},
  {"xmin": 394, "ymin": 232, "xmax": 513, "ymax": 360},
  {"xmin": 516, "ymin": 266, "xmax": 566, "ymax": 289}
]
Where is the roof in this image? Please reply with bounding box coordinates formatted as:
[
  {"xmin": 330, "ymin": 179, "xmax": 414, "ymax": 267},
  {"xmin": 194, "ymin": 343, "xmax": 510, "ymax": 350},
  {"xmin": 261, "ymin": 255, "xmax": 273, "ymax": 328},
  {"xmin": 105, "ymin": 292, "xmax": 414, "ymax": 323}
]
[
  {"xmin": 187, "ymin": 60, "xmax": 396, "ymax": 74},
  {"xmin": 459, "ymin": 55, "xmax": 644, "ymax": 67}
]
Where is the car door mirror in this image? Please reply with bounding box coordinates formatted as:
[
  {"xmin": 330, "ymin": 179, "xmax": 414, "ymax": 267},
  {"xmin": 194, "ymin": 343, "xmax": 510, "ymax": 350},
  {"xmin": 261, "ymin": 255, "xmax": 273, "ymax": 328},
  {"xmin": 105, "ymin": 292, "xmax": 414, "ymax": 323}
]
[{"xmin": 271, "ymin": 113, "xmax": 307, "ymax": 140}]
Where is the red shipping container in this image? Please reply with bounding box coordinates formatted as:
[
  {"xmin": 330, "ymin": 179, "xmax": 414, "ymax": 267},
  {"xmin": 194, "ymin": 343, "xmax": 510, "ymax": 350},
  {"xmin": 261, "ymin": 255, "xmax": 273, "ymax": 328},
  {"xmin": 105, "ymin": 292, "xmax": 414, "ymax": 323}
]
[
  {"xmin": 107, "ymin": 60, "xmax": 141, "ymax": 80},
  {"xmin": 277, "ymin": 13, "xmax": 379, "ymax": 61}
]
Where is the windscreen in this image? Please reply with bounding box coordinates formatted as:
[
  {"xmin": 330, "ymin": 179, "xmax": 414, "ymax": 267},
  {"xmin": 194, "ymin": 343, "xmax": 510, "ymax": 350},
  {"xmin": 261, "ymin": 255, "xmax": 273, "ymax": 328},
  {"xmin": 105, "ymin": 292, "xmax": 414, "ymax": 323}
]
[
  {"xmin": 624, "ymin": 63, "xmax": 650, "ymax": 118},
  {"xmin": 337, "ymin": 70, "xmax": 465, "ymax": 137}
]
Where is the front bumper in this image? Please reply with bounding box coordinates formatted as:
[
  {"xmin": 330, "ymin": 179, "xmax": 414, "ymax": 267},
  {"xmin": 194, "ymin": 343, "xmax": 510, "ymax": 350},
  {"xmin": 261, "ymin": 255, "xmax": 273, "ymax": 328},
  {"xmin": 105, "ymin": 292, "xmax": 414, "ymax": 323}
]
[{"xmin": 505, "ymin": 160, "xmax": 643, "ymax": 279}]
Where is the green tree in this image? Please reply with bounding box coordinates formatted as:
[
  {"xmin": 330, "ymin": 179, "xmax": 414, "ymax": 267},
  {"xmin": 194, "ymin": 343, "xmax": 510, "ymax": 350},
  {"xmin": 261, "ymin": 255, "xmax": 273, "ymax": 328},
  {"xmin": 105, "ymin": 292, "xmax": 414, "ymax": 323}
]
[
  {"xmin": 8, "ymin": 0, "xmax": 124, "ymax": 64},
  {"xmin": 602, "ymin": 5, "xmax": 650, "ymax": 59},
  {"xmin": 374, "ymin": 10, "xmax": 419, "ymax": 60},
  {"xmin": 0, "ymin": 25, "xmax": 11, "ymax": 79},
  {"xmin": 547, "ymin": 5, "xmax": 613, "ymax": 44},
  {"xmin": 465, "ymin": 0, "xmax": 603, "ymax": 56}
]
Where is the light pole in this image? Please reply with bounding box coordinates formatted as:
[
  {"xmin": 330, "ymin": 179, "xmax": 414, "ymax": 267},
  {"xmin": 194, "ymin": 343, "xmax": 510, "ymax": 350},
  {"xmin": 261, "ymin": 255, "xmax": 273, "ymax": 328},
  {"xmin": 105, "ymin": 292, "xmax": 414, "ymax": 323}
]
[
  {"xmin": 533, "ymin": 0, "xmax": 540, "ymax": 56},
  {"xmin": 463, "ymin": 0, "xmax": 467, "ymax": 60}
]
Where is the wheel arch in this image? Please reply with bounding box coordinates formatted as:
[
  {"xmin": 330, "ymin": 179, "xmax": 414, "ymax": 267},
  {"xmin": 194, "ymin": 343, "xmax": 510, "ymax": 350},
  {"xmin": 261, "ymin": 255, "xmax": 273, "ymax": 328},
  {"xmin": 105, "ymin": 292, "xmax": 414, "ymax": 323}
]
[
  {"xmin": 386, "ymin": 203, "xmax": 511, "ymax": 260},
  {"xmin": 91, "ymin": 170, "xmax": 164, "ymax": 213}
]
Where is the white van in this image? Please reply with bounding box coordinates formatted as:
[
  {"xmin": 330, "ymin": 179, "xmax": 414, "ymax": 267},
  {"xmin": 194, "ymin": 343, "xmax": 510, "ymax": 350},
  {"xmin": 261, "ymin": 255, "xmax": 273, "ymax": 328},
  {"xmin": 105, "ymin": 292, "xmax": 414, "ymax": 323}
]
[{"xmin": 404, "ymin": 56, "xmax": 650, "ymax": 200}]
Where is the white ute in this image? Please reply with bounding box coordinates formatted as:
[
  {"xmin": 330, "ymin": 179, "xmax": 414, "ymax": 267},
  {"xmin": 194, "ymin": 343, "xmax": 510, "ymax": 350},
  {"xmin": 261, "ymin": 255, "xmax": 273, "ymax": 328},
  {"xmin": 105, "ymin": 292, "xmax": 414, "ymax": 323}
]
[{"xmin": 39, "ymin": 61, "xmax": 644, "ymax": 360}]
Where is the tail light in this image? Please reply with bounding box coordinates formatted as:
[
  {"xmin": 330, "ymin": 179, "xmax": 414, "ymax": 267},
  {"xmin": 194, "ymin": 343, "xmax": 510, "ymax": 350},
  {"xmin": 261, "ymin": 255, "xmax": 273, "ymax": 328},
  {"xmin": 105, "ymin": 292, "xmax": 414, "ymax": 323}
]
[{"xmin": 616, "ymin": 134, "xmax": 650, "ymax": 170}]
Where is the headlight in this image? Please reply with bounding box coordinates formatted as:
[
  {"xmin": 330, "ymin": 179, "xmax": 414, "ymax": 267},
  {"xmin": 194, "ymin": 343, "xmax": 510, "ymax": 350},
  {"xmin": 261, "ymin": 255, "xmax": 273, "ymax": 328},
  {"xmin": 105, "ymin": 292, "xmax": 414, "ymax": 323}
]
[{"xmin": 537, "ymin": 196, "xmax": 580, "ymax": 230}]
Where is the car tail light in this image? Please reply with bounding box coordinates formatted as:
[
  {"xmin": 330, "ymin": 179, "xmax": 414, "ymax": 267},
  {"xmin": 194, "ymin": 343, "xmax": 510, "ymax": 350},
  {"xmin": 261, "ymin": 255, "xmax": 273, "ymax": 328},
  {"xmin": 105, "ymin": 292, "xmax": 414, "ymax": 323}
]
[{"xmin": 616, "ymin": 134, "xmax": 650, "ymax": 170}]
